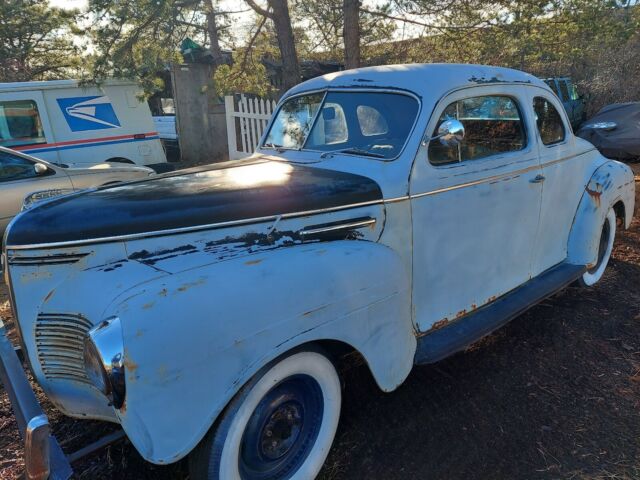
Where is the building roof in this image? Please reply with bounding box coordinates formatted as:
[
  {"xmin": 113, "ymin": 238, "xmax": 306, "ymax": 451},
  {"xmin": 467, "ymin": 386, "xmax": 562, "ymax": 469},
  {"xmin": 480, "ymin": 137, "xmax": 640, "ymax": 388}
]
[{"xmin": 286, "ymin": 63, "xmax": 548, "ymax": 99}]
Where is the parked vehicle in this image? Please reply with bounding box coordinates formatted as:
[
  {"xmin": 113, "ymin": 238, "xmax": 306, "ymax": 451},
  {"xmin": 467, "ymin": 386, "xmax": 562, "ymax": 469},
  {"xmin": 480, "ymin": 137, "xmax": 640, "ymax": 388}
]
[
  {"xmin": 0, "ymin": 79, "xmax": 167, "ymax": 170},
  {"xmin": 543, "ymin": 77, "xmax": 586, "ymax": 129},
  {"xmin": 0, "ymin": 146, "xmax": 154, "ymax": 244},
  {"xmin": 577, "ymin": 102, "xmax": 640, "ymax": 161},
  {"xmin": 0, "ymin": 64, "xmax": 635, "ymax": 480}
]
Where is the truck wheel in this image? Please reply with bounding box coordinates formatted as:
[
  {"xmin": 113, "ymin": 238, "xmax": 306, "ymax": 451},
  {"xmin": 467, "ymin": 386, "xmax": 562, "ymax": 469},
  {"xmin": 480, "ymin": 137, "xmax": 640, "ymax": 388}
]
[
  {"xmin": 578, "ymin": 209, "xmax": 616, "ymax": 287},
  {"xmin": 190, "ymin": 349, "xmax": 341, "ymax": 480}
]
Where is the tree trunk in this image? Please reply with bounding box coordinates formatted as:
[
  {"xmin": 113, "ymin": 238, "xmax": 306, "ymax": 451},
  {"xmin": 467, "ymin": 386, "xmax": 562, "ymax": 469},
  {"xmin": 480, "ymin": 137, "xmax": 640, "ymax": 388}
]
[
  {"xmin": 343, "ymin": 0, "xmax": 360, "ymax": 69},
  {"xmin": 267, "ymin": 0, "xmax": 300, "ymax": 91},
  {"xmin": 206, "ymin": 0, "xmax": 225, "ymax": 69}
]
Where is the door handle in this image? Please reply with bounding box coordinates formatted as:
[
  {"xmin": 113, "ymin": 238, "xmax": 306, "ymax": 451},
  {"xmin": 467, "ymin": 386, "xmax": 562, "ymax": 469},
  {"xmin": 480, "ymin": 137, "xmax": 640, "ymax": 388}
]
[{"xmin": 530, "ymin": 174, "xmax": 546, "ymax": 184}]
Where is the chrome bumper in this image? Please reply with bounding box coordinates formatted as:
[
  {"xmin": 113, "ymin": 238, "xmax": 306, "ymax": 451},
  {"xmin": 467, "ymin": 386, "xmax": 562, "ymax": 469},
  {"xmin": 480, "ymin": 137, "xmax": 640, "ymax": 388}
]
[{"xmin": 0, "ymin": 324, "xmax": 72, "ymax": 480}]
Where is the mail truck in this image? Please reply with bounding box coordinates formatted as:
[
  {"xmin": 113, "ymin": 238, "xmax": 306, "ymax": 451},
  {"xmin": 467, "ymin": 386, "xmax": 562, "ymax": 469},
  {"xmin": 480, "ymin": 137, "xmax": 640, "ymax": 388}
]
[{"xmin": 0, "ymin": 80, "xmax": 167, "ymax": 169}]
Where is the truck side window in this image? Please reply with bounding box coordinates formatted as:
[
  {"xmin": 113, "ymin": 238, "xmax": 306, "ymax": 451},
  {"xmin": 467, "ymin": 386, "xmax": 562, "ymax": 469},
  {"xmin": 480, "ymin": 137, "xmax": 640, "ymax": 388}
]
[
  {"xmin": 0, "ymin": 151, "xmax": 37, "ymax": 183},
  {"xmin": 533, "ymin": 97, "xmax": 566, "ymax": 146},
  {"xmin": 429, "ymin": 95, "xmax": 526, "ymax": 165},
  {"xmin": 544, "ymin": 80, "xmax": 559, "ymax": 96},
  {"xmin": 0, "ymin": 100, "xmax": 47, "ymax": 148},
  {"xmin": 558, "ymin": 81, "xmax": 570, "ymax": 102}
]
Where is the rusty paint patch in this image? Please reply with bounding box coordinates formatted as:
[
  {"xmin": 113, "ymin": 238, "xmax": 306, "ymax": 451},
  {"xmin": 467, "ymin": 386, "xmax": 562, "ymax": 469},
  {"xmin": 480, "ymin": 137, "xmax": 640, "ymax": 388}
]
[
  {"xmin": 142, "ymin": 302, "xmax": 155, "ymax": 310},
  {"xmin": 244, "ymin": 258, "xmax": 263, "ymax": 266},
  {"xmin": 135, "ymin": 329, "xmax": 144, "ymax": 338},
  {"xmin": 159, "ymin": 288, "xmax": 168, "ymax": 297},
  {"xmin": 586, "ymin": 186, "xmax": 603, "ymax": 207},
  {"xmin": 455, "ymin": 309, "xmax": 467, "ymax": 319},
  {"xmin": 429, "ymin": 318, "xmax": 451, "ymax": 332},
  {"xmin": 176, "ymin": 278, "xmax": 206, "ymax": 293}
]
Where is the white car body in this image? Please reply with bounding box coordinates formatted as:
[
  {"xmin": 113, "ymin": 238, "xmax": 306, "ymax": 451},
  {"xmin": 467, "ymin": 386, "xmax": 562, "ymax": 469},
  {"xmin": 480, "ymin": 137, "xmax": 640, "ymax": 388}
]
[{"xmin": 0, "ymin": 64, "xmax": 635, "ymax": 478}]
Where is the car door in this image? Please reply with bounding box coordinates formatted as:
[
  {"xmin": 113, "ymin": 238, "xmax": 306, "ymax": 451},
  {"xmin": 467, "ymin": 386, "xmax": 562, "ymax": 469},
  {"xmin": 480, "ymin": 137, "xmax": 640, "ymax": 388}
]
[
  {"xmin": 528, "ymin": 91, "xmax": 587, "ymax": 276},
  {"xmin": 410, "ymin": 85, "xmax": 543, "ymax": 332},
  {"xmin": 0, "ymin": 150, "xmax": 72, "ymax": 236}
]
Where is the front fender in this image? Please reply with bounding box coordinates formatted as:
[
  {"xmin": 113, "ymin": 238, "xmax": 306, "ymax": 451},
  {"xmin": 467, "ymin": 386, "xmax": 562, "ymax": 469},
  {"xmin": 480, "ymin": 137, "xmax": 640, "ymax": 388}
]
[
  {"xmin": 110, "ymin": 240, "xmax": 413, "ymax": 464},
  {"xmin": 568, "ymin": 160, "xmax": 635, "ymax": 267}
]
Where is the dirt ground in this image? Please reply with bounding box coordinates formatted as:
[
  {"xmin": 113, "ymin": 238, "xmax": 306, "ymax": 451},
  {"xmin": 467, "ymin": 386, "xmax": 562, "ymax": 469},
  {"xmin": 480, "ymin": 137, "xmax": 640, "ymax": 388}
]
[{"xmin": 1, "ymin": 165, "xmax": 639, "ymax": 480}]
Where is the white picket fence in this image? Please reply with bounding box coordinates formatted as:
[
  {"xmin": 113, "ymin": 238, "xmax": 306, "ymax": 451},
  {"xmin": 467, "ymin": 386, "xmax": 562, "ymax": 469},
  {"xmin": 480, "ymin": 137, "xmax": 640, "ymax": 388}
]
[{"xmin": 225, "ymin": 94, "xmax": 278, "ymax": 160}]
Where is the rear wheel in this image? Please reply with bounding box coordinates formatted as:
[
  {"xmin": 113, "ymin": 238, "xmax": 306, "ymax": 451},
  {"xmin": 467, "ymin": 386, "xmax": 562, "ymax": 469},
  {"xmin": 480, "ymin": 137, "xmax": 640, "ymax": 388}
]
[
  {"xmin": 190, "ymin": 349, "xmax": 341, "ymax": 480},
  {"xmin": 578, "ymin": 209, "xmax": 616, "ymax": 287}
]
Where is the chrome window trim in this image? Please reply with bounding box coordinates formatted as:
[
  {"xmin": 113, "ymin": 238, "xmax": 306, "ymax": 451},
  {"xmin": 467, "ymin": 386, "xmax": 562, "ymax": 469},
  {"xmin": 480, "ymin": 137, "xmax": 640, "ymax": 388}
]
[
  {"xmin": 532, "ymin": 95, "xmax": 569, "ymax": 148},
  {"xmin": 259, "ymin": 87, "xmax": 422, "ymax": 162},
  {"xmin": 426, "ymin": 93, "xmax": 530, "ymax": 167}
]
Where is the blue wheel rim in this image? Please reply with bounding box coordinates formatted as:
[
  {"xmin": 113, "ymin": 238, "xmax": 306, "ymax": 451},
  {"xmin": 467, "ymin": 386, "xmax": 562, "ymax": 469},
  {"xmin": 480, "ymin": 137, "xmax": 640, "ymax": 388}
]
[{"xmin": 239, "ymin": 374, "xmax": 324, "ymax": 480}]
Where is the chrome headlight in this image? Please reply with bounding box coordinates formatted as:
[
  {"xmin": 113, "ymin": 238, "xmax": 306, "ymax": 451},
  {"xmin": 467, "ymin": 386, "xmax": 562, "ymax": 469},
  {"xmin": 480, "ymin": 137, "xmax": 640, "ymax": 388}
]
[{"xmin": 83, "ymin": 317, "xmax": 126, "ymax": 409}]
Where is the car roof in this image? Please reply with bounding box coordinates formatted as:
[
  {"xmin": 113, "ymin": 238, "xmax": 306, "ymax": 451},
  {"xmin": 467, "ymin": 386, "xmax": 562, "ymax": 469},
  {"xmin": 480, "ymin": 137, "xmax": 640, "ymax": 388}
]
[{"xmin": 285, "ymin": 63, "xmax": 549, "ymax": 101}]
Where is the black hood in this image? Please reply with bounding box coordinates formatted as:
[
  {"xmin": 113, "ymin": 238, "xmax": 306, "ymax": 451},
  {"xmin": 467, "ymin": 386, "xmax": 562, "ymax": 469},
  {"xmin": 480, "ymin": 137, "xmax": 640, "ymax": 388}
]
[{"xmin": 7, "ymin": 159, "xmax": 383, "ymax": 247}]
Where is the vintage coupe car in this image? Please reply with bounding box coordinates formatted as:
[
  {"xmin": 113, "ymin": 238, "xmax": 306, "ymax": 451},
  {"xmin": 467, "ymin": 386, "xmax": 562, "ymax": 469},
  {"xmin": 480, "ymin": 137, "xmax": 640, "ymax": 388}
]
[
  {"xmin": 0, "ymin": 64, "xmax": 635, "ymax": 480},
  {"xmin": 0, "ymin": 146, "xmax": 154, "ymax": 242}
]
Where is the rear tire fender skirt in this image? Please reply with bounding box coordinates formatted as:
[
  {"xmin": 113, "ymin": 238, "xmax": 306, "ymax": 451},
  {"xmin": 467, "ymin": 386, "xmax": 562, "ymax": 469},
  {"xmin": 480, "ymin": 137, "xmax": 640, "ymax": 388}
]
[{"xmin": 567, "ymin": 160, "xmax": 635, "ymax": 267}]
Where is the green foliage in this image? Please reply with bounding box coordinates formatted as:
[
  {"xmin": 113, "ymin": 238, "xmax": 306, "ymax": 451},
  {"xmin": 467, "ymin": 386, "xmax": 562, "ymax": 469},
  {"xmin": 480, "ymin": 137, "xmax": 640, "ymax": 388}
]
[
  {"xmin": 87, "ymin": 0, "xmax": 223, "ymax": 96},
  {"xmin": 0, "ymin": 0, "xmax": 83, "ymax": 82}
]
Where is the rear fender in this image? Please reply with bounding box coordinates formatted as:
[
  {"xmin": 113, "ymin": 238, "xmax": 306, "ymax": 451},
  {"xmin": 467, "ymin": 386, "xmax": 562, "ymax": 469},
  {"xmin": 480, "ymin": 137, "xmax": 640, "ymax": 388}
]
[
  {"xmin": 110, "ymin": 240, "xmax": 414, "ymax": 464},
  {"xmin": 568, "ymin": 160, "xmax": 635, "ymax": 267}
]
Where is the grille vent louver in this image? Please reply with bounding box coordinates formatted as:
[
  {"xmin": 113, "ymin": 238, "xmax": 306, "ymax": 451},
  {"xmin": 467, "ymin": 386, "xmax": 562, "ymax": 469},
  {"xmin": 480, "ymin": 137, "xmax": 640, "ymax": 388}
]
[
  {"xmin": 35, "ymin": 313, "xmax": 93, "ymax": 384},
  {"xmin": 9, "ymin": 253, "xmax": 88, "ymax": 266}
]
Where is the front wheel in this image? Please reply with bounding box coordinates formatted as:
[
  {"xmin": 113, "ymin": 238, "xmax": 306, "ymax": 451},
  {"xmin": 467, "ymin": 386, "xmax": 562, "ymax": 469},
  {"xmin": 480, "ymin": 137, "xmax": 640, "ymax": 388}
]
[
  {"xmin": 578, "ymin": 209, "xmax": 616, "ymax": 287},
  {"xmin": 190, "ymin": 349, "xmax": 342, "ymax": 480}
]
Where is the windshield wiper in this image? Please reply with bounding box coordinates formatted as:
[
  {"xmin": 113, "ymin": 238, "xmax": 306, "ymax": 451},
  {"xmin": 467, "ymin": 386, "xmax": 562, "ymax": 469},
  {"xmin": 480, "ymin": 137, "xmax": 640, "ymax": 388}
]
[{"xmin": 320, "ymin": 148, "xmax": 386, "ymax": 159}]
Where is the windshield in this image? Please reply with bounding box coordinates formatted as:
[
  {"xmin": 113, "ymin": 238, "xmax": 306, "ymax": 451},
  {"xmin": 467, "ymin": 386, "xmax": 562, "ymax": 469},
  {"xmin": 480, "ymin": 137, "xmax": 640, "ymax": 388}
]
[{"xmin": 263, "ymin": 91, "xmax": 419, "ymax": 160}]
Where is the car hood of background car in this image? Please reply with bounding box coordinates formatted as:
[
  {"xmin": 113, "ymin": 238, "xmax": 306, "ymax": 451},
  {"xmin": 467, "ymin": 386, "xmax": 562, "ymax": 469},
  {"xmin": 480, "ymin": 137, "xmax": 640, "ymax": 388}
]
[
  {"xmin": 6, "ymin": 159, "xmax": 383, "ymax": 247},
  {"xmin": 577, "ymin": 102, "xmax": 640, "ymax": 160}
]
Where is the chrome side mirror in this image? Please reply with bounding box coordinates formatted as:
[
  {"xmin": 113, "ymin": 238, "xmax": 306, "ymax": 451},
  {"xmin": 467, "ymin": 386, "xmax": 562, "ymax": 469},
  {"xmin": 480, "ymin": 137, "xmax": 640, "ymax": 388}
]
[
  {"xmin": 34, "ymin": 163, "xmax": 49, "ymax": 175},
  {"xmin": 430, "ymin": 119, "xmax": 465, "ymax": 147}
]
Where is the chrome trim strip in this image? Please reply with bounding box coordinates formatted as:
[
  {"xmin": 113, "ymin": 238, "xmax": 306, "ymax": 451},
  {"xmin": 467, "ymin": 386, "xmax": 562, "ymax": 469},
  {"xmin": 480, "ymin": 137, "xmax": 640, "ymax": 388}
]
[
  {"xmin": 6, "ymin": 198, "xmax": 386, "ymax": 250},
  {"xmin": 300, "ymin": 218, "xmax": 376, "ymax": 236}
]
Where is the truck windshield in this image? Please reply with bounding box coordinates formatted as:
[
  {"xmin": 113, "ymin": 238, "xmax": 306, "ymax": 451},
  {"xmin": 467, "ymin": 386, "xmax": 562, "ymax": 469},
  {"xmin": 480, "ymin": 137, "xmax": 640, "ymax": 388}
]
[{"xmin": 263, "ymin": 91, "xmax": 419, "ymax": 160}]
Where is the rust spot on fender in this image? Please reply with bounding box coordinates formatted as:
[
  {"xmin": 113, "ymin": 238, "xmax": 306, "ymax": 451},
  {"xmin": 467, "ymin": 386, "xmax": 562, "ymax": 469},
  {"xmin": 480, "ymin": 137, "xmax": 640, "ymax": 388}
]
[
  {"xmin": 456, "ymin": 309, "xmax": 467, "ymax": 319},
  {"xmin": 159, "ymin": 288, "xmax": 168, "ymax": 297},
  {"xmin": 244, "ymin": 258, "xmax": 263, "ymax": 266},
  {"xmin": 142, "ymin": 302, "xmax": 155, "ymax": 310},
  {"xmin": 586, "ymin": 186, "xmax": 602, "ymax": 207}
]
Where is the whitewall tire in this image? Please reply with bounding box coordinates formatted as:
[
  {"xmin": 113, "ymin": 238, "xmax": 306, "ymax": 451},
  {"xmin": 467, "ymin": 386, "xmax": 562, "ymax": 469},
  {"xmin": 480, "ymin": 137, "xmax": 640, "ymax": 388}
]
[
  {"xmin": 579, "ymin": 209, "xmax": 616, "ymax": 287},
  {"xmin": 190, "ymin": 349, "xmax": 342, "ymax": 480}
]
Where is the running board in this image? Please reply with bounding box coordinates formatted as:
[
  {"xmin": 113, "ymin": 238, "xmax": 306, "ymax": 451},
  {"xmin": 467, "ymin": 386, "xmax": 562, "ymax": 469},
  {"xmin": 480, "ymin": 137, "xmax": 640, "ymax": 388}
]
[{"xmin": 414, "ymin": 262, "xmax": 586, "ymax": 365}]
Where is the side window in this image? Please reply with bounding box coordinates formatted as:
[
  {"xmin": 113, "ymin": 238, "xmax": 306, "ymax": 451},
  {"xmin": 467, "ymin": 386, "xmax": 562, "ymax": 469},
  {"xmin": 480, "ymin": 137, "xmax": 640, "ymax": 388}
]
[
  {"xmin": 544, "ymin": 80, "xmax": 559, "ymax": 96},
  {"xmin": 0, "ymin": 100, "xmax": 46, "ymax": 148},
  {"xmin": 533, "ymin": 97, "xmax": 566, "ymax": 146},
  {"xmin": 569, "ymin": 83, "xmax": 580, "ymax": 101},
  {"xmin": 557, "ymin": 81, "xmax": 570, "ymax": 102},
  {"xmin": 428, "ymin": 95, "xmax": 527, "ymax": 165},
  {"xmin": 0, "ymin": 151, "xmax": 37, "ymax": 183},
  {"xmin": 357, "ymin": 105, "xmax": 388, "ymax": 136},
  {"xmin": 321, "ymin": 103, "xmax": 348, "ymax": 145}
]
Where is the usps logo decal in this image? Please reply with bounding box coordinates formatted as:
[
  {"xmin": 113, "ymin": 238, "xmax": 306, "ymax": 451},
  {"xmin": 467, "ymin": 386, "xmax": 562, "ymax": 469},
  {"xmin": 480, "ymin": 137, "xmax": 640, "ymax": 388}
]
[{"xmin": 57, "ymin": 96, "xmax": 121, "ymax": 132}]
